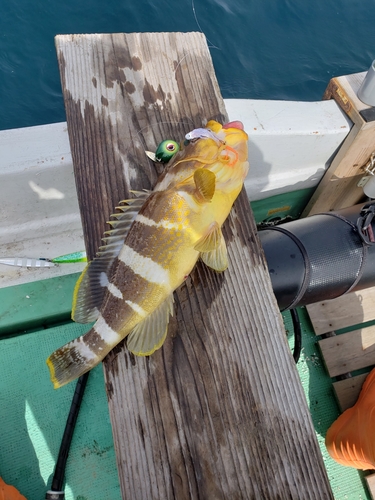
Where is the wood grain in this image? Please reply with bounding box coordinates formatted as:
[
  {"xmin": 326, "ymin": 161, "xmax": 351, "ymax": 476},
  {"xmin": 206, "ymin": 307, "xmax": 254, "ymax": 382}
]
[
  {"xmin": 56, "ymin": 32, "xmax": 332, "ymax": 499},
  {"xmin": 333, "ymin": 373, "xmax": 369, "ymax": 411},
  {"xmin": 322, "ymin": 72, "xmax": 369, "ymax": 124},
  {"xmin": 319, "ymin": 326, "xmax": 375, "ymax": 377},
  {"xmin": 303, "ymin": 71, "xmax": 375, "ymax": 216},
  {"xmin": 56, "ymin": 32, "xmax": 226, "ymax": 260},
  {"xmin": 307, "ymin": 287, "xmax": 375, "ymax": 335}
]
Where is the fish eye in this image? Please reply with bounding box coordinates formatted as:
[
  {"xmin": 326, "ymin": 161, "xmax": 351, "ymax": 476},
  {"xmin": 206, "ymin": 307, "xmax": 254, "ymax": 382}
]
[
  {"xmin": 166, "ymin": 142, "xmax": 176, "ymax": 151},
  {"xmin": 184, "ymin": 139, "xmax": 190, "ymax": 146}
]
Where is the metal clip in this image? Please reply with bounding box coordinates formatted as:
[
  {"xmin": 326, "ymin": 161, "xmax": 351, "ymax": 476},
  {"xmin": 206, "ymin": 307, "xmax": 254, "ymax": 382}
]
[
  {"xmin": 357, "ymin": 202, "xmax": 375, "ymax": 245},
  {"xmin": 363, "ymin": 152, "xmax": 375, "ymax": 176}
]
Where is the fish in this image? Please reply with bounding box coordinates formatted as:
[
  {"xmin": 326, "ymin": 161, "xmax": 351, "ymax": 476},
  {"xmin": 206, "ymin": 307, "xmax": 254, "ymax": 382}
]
[{"xmin": 46, "ymin": 119, "xmax": 249, "ymax": 388}]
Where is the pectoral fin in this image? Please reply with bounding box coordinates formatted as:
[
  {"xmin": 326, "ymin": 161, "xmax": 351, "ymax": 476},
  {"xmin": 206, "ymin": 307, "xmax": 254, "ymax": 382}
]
[
  {"xmin": 194, "ymin": 222, "xmax": 222, "ymax": 252},
  {"xmin": 198, "ymin": 225, "xmax": 228, "ymax": 272},
  {"xmin": 72, "ymin": 190, "xmax": 150, "ymax": 323},
  {"xmin": 194, "ymin": 168, "xmax": 216, "ymax": 202},
  {"xmin": 126, "ymin": 294, "xmax": 174, "ymax": 356}
]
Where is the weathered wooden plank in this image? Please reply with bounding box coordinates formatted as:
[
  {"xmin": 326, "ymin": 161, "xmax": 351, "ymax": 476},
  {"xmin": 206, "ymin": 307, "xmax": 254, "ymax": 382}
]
[
  {"xmin": 302, "ymin": 71, "xmax": 375, "ymax": 216},
  {"xmin": 319, "ymin": 326, "xmax": 375, "ymax": 377},
  {"xmin": 55, "ymin": 32, "xmax": 226, "ymax": 259},
  {"xmin": 323, "ymin": 72, "xmax": 369, "ymax": 125},
  {"xmin": 333, "ymin": 373, "xmax": 369, "ymax": 411},
  {"xmin": 56, "ymin": 32, "xmax": 332, "ymax": 499},
  {"xmin": 307, "ymin": 287, "xmax": 375, "ymax": 335}
]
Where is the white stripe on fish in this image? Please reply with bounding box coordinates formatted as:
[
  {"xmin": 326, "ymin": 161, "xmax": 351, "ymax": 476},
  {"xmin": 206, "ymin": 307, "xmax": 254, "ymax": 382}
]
[
  {"xmin": 69, "ymin": 338, "xmax": 98, "ymax": 360},
  {"xmin": 135, "ymin": 214, "xmax": 185, "ymax": 231},
  {"xmin": 94, "ymin": 314, "xmax": 121, "ymax": 344},
  {"xmin": 100, "ymin": 272, "xmax": 123, "ymax": 299},
  {"xmin": 125, "ymin": 300, "xmax": 148, "ymax": 318},
  {"xmin": 118, "ymin": 244, "xmax": 171, "ymax": 287}
]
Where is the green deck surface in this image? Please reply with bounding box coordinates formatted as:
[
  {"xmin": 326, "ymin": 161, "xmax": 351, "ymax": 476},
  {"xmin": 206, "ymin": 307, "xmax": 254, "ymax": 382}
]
[
  {"xmin": 0, "ymin": 189, "xmax": 372, "ymax": 499},
  {"xmin": 0, "ymin": 322, "xmax": 120, "ymax": 499},
  {"xmin": 284, "ymin": 309, "xmax": 371, "ymax": 500},
  {"xmin": 0, "ymin": 273, "xmax": 80, "ymax": 336}
]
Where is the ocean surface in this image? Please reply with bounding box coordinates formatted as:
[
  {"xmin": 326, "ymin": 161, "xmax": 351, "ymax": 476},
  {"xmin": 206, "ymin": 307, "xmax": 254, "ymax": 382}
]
[{"xmin": 1, "ymin": 0, "xmax": 374, "ymax": 131}]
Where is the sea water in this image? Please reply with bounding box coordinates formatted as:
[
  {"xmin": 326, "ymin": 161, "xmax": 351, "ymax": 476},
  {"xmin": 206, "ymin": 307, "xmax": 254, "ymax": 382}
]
[{"xmin": 0, "ymin": 0, "xmax": 374, "ymax": 131}]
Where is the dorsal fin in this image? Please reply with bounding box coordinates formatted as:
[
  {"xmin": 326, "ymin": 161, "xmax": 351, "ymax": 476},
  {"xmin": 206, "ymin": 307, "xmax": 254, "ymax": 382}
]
[
  {"xmin": 126, "ymin": 293, "xmax": 174, "ymax": 356},
  {"xmin": 72, "ymin": 190, "xmax": 150, "ymax": 323},
  {"xmin": 194, "ymin": 168, "xmax": 216, "ymax": 202}
]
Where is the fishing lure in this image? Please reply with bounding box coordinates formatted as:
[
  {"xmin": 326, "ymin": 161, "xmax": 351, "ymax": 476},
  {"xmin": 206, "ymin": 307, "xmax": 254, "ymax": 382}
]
[
  {"xmin": 0, "ymin": 257, "xmax": 55, "ymax": 268},
  {"xmin": 145, "ymin": 139, "xmax": 179, "ymax": 163},
  {"xmin": 0, "ymin": 252, "xmax": 87, "ymax": 268},
  {"xmin": 51, "ymin": 251, "xmax": 87, "ymax": 264},
  {"xmin": 184, "ymin": 127, "xmax": 223, "ymax": 145},
  {"xmin": 47, "ymin": 120, "xmax": 249, "ymax": 388}
]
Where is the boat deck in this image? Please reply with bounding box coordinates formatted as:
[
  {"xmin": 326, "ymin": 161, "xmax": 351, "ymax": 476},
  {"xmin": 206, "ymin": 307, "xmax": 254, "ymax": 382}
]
[{"xmin": 0, "ymin": 196, "xmax": 373, "ymax": 499}]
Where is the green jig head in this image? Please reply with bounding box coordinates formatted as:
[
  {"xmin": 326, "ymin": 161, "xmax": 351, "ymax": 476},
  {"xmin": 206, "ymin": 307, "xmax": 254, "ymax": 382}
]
[
  {"xmin": 155, "ymin": 140, "xmax": 179, "ymax": 163},
  {"xmin": 146, "ymin": 139, "xmax": 179, "ymax": 163}
]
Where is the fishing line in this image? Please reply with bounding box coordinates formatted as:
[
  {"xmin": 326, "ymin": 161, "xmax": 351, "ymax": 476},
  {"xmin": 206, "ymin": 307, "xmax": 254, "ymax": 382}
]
[
  {"xmin": 135, "ymin": 120, "xmax": 196, "ymax": 152},
  {"xmin": 191, "ymin": 0, "xmax": 221, "ymax": 50},
  {"xmin": 136, "ymin": 120, "xmax": 195, "ymax": 139},
  {"xmin": 173, "ymin": 53, "xmax": 191, "ymax": 73}
]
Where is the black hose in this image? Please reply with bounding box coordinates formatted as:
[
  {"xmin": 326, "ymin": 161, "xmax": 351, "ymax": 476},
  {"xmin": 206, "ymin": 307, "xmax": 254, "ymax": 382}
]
[
  {"xmin": 290, "ymin": 309, "xmax": 302, "ymax": 363},
  {"xmin": 259, "ymin": 202, "xmax": 375, "ymax": 310},
  {"xmin": 46, "ymin": 373, "xmax": 90, "ymax": 499}
]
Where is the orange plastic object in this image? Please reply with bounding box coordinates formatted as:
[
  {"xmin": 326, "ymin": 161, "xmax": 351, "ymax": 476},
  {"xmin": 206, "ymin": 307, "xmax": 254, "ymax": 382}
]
[
  {"xmin": 326, "ymin": 368, "xmax": 375, "ymax": 470},
  {"xmin": 0, "ymin": 478, "xmax": 27, "ymax": 500}
]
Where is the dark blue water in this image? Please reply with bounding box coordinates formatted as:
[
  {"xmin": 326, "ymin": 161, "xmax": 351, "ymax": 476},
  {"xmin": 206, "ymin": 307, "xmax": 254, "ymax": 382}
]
[{"xmin": 1, "ymin": 0, "xmax": 374, "ymax": 131}]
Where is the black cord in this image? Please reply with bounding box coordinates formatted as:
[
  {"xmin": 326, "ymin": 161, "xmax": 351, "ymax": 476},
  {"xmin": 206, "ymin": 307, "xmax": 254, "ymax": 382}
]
[
  {"xmin": 50, "ymin": 372, "xmax": 90, "ymax": 493},
  {"xmin": 290, "ymin": 308, "xmax": 302, "ymax": 363}
]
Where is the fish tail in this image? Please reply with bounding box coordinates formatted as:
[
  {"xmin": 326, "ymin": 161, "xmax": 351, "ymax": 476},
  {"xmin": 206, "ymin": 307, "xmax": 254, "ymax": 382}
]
[{"xmin": 47, "ymin": 320, "xmax": 120, "ymax": 388}]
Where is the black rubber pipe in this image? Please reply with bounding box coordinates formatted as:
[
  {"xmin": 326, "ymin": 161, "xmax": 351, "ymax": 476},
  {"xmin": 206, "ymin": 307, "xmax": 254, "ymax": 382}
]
[
  {"xmin": 45, "ymin": 373, "xmax": 89, "ymax": 499},
  {"xmin": 259, "ymin": 202, "xmax": 375, "ymax": 311}
]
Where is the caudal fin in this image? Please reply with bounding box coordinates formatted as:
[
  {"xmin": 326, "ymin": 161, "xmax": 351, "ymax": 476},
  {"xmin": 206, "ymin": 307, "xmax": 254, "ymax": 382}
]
[{"xmin": 46, "ymin": 328, "xmax": 109, "ymax": 389}]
